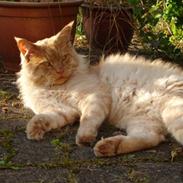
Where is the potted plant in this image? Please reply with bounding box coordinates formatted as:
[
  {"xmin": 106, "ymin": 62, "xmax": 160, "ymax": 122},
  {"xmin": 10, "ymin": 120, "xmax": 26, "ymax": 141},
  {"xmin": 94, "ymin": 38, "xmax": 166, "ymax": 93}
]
[
  {"xmin": 0, "ymin": 0, "xmax": 83, "ymax": 72},
  {"xmin": 81, "ymin": 0, "xmax": 134, "ymax": 55}
]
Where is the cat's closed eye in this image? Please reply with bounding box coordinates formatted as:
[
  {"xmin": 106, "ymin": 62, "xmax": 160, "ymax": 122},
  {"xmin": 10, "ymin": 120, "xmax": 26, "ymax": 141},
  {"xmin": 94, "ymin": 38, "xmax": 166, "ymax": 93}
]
[
  {"xmin": 45, "ymin": 62, "xmax": 53, "ymax": 68},
  {"xmin": 62, "ymin": 55, "xmax": 68, "ymax": 64}
]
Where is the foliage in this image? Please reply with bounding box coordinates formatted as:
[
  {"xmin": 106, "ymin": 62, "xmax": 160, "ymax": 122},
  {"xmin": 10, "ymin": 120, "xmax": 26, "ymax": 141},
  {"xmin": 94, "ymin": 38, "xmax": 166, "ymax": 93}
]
[
  {"xmin": 82, "ymin": 0, "xmax": 183, "ymax": 60},
  {"xmin": 128, "ymin": 0, "xmax": 183, "ymax": 60}
]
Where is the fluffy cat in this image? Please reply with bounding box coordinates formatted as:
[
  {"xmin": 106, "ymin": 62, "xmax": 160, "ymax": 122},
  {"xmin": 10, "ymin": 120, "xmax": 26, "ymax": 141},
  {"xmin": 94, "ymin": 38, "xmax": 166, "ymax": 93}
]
[{"xmin": 16, "ymin": 22, "xmax": 183, "ymax": 157}]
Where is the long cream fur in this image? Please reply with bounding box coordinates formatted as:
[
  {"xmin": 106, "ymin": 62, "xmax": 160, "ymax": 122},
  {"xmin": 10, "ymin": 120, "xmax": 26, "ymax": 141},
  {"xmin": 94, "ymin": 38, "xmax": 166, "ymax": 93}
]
[{"xmin": 16, "ymin": 22, "xmax": 183, "ymax": 157}]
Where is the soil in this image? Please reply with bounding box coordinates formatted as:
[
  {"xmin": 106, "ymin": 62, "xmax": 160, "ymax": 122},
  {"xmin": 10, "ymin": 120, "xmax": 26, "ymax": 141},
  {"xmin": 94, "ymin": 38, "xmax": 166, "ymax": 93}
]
[{"xmin": 0, "ymin": 36, "xmax": 183, "ymax": 183}]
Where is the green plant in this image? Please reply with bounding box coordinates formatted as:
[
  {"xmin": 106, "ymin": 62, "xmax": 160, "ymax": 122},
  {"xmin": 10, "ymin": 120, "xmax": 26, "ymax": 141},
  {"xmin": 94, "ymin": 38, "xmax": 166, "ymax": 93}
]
[{"xmin": 129, "ymin": 0, "xmax": 183, "ymax": 60}]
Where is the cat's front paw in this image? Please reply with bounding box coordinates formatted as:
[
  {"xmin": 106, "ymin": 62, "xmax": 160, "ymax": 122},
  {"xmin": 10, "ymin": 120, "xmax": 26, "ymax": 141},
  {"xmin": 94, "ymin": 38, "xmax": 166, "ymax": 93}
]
[
  {"xmin": 76, "ymin": 126, "xmax": 97, "ymax": 146},
  {"xmin": 76, "ymin": 134, "xmax": 96, "ymax": 146},
  {"xmin": 26, "ymin": 115, "xmax": 51, "ymax": 140},
  {"xmin": 94, "ymin": 136, "xmax": 123, "ymax": 157}
]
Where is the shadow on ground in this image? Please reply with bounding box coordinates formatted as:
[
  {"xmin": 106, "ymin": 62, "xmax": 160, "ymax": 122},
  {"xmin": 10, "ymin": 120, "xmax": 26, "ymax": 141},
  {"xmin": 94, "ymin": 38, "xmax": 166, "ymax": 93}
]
[{"xmin": 0, "ymin": 44, "xmax": 183, "ymax": 183}]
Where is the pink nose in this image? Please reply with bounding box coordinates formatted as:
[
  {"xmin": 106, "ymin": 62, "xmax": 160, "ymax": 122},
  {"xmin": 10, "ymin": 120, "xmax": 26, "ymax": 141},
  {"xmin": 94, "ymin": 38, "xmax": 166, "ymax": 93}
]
[{"xmin": 56, "ymin": 68, "xmax": 64, "ymax": 75}]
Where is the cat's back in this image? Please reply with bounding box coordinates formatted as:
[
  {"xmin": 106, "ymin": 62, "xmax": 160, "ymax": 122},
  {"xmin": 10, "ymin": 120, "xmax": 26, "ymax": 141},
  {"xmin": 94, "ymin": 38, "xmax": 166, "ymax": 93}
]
[
  {"xmin": 99, "ymin": 54, "xmax": 183, "ymax": 125},
  {"xmin": 100, "ymin": 53, "xmax": 183, "ymax": 91}
]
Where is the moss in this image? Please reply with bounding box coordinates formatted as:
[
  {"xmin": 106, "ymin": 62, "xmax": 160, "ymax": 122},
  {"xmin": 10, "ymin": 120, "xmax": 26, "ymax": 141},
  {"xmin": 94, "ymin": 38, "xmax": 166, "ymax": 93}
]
[
  {"xmin": 28, "ymin": 180, "xmax": 53, "ymax": 183},
  {"xmin": 0, "ymin": 90, "xmax": 18, "ymax": 111},
  {"xmin": 118, "ymin": 151, "xmax": 170, "ymax": 164},
  {"xmin": 0, "ymin": 90, "xmax": 14, "ymax": 101},
  {"xmin": 67, "ymin": 170, "xmax": 78, "ymax": 183},
  {"xmin": 51, "ymin": 138, "xmax": 72, "ymax": 153},
  {"xmin": 0, "ymin": 87, "xmax": 32, "ymax": 121},
  {"xmin": 50, "ymin": 137, "xmax": 75, "ymax": 166},
  {"xmin": 0, "ymin": 129, "xmax": 19, "ymax": 169},
  {"xmin": 0, "ymin": 101, "xmax": 33, "ymax": 121},
  {"xmin": 50, "ymin": 137, "xmax": 114, "ymax": 169},
  {"xmin": 0, "ymin": 112, "xmax": 32, "ymax": 121}
]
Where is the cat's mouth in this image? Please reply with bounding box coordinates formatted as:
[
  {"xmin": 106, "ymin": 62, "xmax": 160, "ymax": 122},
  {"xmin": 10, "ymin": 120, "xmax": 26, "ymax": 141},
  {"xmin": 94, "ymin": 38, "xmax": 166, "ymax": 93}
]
[{"xmin": 54, "ymin": 75, "xmax": 68, "ymax": 85}]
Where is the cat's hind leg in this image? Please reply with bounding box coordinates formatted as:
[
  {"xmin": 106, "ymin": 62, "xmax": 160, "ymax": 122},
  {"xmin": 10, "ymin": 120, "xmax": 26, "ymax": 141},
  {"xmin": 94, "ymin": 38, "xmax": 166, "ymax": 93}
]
[
  {"xmin": 162, "ymin": 96, "xmax": 183, "ymax": 145},
  {"xmin": 27, "ymin": 109, "xmax": 78, "ymax": 140},
  {"xmin": 94, "ymin": 118, "xmax": 165, "ymax": 157}
]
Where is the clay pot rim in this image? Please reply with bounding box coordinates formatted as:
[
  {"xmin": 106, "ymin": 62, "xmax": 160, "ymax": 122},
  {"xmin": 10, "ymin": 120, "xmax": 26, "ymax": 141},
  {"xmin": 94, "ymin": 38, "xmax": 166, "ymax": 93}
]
[{"xmin": 0, "ymin": 0, "xmax": 83, "ymax": 8}]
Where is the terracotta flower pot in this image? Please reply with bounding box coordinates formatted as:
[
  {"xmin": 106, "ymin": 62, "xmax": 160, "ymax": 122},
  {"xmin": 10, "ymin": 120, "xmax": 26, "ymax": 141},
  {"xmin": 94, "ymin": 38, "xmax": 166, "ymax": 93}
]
[
  {"xmin": 0, "ymin": 0, "xmax": 83, "ymax": 72},
  {"xmin": 81, "ymin": 3, "xmax": 134, "ymax": 55}
]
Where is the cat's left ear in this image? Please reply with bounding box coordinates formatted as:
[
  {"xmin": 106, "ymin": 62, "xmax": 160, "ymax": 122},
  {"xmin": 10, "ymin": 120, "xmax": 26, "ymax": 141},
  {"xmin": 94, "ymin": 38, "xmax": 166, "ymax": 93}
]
[
  {"xmin": 15, "ymin": 37, "xmax": 41, "ymax": 62},
  {"xmin": 54, "ymin": 21, "xmax": 74, "ymax": 46}
]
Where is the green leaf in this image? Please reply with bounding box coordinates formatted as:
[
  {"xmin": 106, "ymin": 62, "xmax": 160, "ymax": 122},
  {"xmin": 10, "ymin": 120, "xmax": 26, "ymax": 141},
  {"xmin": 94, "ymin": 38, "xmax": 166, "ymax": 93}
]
[
  {"xmin": 0, "ymin": 160, "xmax": 6, "ymax": 165},
  {"xmin": 154, "ymin": 13, "xmax": 162, "ymax": 19},
  {"xmin": 127, "ymin": 0, "xmax": 140, "ymax": 5}
]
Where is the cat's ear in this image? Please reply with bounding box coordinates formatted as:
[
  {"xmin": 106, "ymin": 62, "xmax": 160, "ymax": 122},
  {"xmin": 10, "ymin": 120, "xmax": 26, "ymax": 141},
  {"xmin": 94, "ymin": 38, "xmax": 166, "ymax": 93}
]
[
  {"xmin": 54, "ymin": 21, "xmax": 74, "ymax": 46},
  {"xmin": 15, "ymin": 37, "xmax": 41, "ymax": 62}
]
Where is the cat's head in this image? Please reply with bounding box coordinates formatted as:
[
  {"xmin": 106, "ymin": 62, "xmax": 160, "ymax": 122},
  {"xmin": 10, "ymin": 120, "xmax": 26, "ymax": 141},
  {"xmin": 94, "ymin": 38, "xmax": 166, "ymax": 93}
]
[{"xmin": 15, "ymin": 21, "xmax": 80, "ymax": 86}]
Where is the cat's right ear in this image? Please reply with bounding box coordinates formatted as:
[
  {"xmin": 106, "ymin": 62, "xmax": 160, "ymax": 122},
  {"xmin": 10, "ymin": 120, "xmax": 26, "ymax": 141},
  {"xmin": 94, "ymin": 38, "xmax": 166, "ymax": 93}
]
[
  {"xmin": 14, "ymin": 37, "xmax": 40, "ymax": 62},
  {"xmin": 54, "ymin": 21, "xmax": 74, "ymax": 47}
]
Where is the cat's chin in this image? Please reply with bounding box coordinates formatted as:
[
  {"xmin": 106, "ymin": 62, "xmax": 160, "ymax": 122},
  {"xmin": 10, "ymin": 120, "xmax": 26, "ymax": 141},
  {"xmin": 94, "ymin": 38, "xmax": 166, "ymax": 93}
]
[{"xmin": 53, "ymin": 77, "xmax": 68, "ymax": 85}]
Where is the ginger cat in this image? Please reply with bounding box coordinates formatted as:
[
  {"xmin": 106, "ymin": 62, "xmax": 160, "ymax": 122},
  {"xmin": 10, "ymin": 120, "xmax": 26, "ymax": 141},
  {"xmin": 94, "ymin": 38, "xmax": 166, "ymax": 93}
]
[{"xmin": 16, "ymin": 22, "xmax": 183, "ymax": 157}]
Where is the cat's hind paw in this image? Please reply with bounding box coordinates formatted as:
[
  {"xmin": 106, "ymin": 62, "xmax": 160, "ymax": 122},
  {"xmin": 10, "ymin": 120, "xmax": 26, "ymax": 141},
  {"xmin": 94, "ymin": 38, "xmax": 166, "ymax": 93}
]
[
  {"xmin": 94, "ymin": 136, "xmax": 123, "ymax": 157},
  {"xmin": 26, "ymin": 115, "xmax": 51, "ymax": 140}
]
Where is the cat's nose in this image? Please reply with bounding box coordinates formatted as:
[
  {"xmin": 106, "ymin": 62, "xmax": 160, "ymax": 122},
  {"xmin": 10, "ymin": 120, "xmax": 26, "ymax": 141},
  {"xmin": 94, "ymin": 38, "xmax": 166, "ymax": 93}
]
[{"xmin": 56, "ymin": 68, "xmax": 64, "ymax": 75}]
